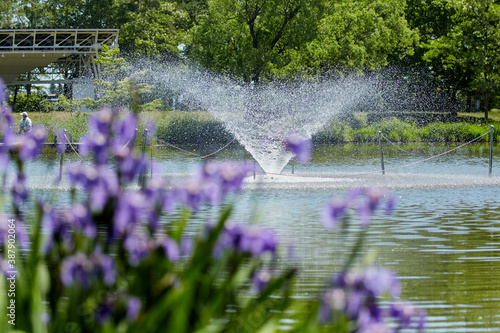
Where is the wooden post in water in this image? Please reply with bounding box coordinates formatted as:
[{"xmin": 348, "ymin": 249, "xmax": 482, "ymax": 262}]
[
  {"xmin": 291, "ymin": 159, "xmax": 295, "ymax": 174},
  {"xmin": 253, "ymin": 161, "xmax": 256, "ymax": 179},
  {"xmin": 378, "ymin": 131, "xmax": 385, "ymax": 175},
  {"xmin": 139, "ymin": 128, "xmax": 148, "ymax": 186},
  {"xmin": 489, "ymin": 125, "xmax": 494, "ymax": 176},
  {"xmin": 58, "ymin": 129, "xmax": 66, "ymax": 181},
  {"xmin": 150, "ymin": 134, "xmax": 154, "ymax": 178}
]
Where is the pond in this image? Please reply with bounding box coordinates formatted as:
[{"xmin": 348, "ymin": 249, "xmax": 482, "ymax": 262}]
[{"xmin": 8, "ymin": 142, "xmax": 500, "ymax": 332}]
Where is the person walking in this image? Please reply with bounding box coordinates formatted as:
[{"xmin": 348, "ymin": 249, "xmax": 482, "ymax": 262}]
[{"xmin": 18, "ymin": 112, "xmax": 32, "ymax": 134}]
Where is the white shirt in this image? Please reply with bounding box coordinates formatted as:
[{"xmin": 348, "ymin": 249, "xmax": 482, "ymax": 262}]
[{"xmin": 18, "ymin": 117, "xmax": 32, "ymax": 133}]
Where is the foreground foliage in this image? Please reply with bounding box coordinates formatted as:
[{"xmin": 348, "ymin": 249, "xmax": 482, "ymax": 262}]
[{"xmin": 0, "ymin": 83, "xmax": 426, "ymax": 332}]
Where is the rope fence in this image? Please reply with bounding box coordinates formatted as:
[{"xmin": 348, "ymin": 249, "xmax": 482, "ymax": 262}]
[{"xmin": 34, "ymin": 125, "xmax": 496, "ymax": 180}]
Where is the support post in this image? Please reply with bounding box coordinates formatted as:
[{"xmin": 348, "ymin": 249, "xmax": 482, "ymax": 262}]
[
  {"xmin": 291, "ymin": 159, "xmax": 295, "ymax": 174},
  {"xmin": 58, "ymin": 129, "xmax": 66, "ymax": 181},
  {"xmin": 150, "ymin": 134, "xmax": 154, "ymax": 178},
  {"xmin": 378, "ymin": 131, "xmax": 385, "ymax": 175},
  {"xmin": 489, "ymin": 125, "xmax": 494, "ymax": 176},
  {"xmin": 139, "ymin": 128, "xmax": 148, "ymax": 186},
  {"xmin": 253, "ymin": 161, "xmax": 256, "ymax": 179}
]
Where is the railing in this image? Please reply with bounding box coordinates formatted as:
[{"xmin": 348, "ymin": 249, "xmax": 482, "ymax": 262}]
[{"xmin": 0, "ymin": 29, "xmax": 119, "ymax": 54}]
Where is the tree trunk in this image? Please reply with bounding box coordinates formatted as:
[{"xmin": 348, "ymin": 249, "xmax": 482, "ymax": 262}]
[
  {"xmin": 484, "ymin": 91, "xmax": 490, "ymax": 122},
  {"xmin": 466, "ymin": 93, "xmax": 472, "ymax": 113}
]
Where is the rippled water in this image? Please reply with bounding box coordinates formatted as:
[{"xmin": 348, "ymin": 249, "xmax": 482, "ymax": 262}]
[{"xmin": 8, "ymin": 142, "xmax": 500, "ymax": 332}]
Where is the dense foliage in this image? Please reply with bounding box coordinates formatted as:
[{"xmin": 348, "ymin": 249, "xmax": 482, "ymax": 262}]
[{"xmin": 1, "ymin": 0, "xmax": 499, "ymax": 113}]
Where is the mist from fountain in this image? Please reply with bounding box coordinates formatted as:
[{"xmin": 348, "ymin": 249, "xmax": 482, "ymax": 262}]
[{"xmin": 136, "ymin": 62, "xmax": 381, "ymax": 174}]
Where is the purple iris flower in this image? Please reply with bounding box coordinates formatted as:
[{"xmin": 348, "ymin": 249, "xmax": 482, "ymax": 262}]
[
  {"xmin": 18, "ymin": 125, "xmax": 47, "ymax": 161},
  {"xmin": 56, "ymin": 129, "xmax": 67, "ymax": 154},
  {"xmin": 64, "ymin": 203, "xmax": 96, "ymax": 239},
  {"xmin": 92, "ymin": 248, "xmax": 116, "ymax": 286},
  {"xmin": 253, "ymin": 269, "xmax": 273, "ymax": 293},
  {"xmin": 174, "ymin": 183, "xmax": 203, "ymax": 211},
  {"xmin": 118, "ymin": 154, "xmax": 147, "ymax": 183},
  {"xmin": 124, "ymin": 231, "xmax": 152, "ymax": 266},
  {"xmin": 157, "ymin": 236, "xmax": 180, "ymax": 262},
  {"xmin": 177, "ymin": 161, "xmax": 251, "ymax": 210},
  {"xmin": 0, "ymin": 97, "xmax": 14, "ymax": 171},
  {"xmin": 12, "ymin": 172, "xmax": 28, "ymax": 205},
  {"xmin": 321, "ymin": 197, "xmax": 348, "ymax": 229},
  {"xmin": 0, "ymin": 214, "xmax": 28, "ymax": 250},
  {"xmin": 61, "ymin": 253, "xmax": 92, "ymax": 288},
  {"xmin": 390, "ymin": 302, "xmax": 427, "ymax": 331},
  {"xmin": 286, "ymin": 133, "xmax": 312, "ymax": 163},
  {"xmin": 95, "ymin": 301, "xmax": 113, "ymax": 324},
  {"xmin": 60, "ymin": 251, "xmax": 116, "ymax": 288},
  {"xmin": 41, "ymin": 202, "xmax": 74, "ymax": 253},
  {"xmin": 181, "ymin": 236, "xmax": 194, "ymax": 256},
  {"xmin": 67, "ymin": 164, "xmax": 119, "ymax": 212},
  {"xmin": 322, "ymin": 188, "xmax": 396, "ymax": 228},
  {"xmin": 89, "ymin": 107, "xmax": 114, "ymax": 137},
  {"xmin": 112, "ymin": 112, "xmax": 137, "ymax": 147},
  {"xmin": 215, "ymin": 222, "xmax": 278, "ymax": 258},
  {"xmin": 322, "ymin": 266, "xmax": 420, "ymax": 331},
  {"xmin": 126, "ymin": 297, "xmax": 141, "ymax": 322},
  {"xmin": 113, "ymin": 192, "xmax": 147, "ymax": 237},
  {"xmin": 80, "ymin": 133, "xmax": 108, "ymax": 165}
]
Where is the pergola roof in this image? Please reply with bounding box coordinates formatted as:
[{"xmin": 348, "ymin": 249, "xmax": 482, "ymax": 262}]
[{"xmin": 0, "ymin": 29, "xmax": 119, "ymax": 84}]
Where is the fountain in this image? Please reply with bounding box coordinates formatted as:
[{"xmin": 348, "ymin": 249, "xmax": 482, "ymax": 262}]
[{"xmin": 139, "ymin": 63, "xmax": 376, "ymax": 173}]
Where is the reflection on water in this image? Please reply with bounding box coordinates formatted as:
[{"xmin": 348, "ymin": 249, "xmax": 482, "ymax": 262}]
[{"xmin": 6, "ymin": 143, "xmax": 500, "ymax": 332}]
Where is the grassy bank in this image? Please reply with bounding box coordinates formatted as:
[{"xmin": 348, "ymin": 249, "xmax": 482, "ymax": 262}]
[{"xmin": 24, "ymin": 110, "xmax": 500, "ymax": 145}]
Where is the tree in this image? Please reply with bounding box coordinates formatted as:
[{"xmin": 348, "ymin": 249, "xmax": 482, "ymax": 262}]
[
  {"xmin": 187, "ymin": 0, "xmax": 323, "ymax": 82},
  {"xmin": 115, "ymin": 0, "xmax": 191, "ymax": 57},
  {"xmin": 423, "ymin": 0, "xmax": 500, "ymax": 119},
  {"xmin": 83, "ymin": 45, "xmax": 163, "ymax": 111},
  {"xmin": 0, "ymin": 0, "xmax": 25, "ymax": 28},
  {"xmin": 287, "ymin": 0, "xmax": 417, "ymax": 75}
]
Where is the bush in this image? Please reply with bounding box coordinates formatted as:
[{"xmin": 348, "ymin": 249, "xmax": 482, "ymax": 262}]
[{"xmin": 10, "ymin": 93, "xmax": 55, "ymax": 114}]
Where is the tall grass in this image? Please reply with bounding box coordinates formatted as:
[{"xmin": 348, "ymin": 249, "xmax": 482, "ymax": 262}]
[{"xmin": 26, "ymin": 111, "xmax": 497, "ymax": 144}]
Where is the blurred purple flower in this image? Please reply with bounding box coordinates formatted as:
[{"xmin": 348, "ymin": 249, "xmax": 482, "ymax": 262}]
[
  {"xmin": 95, "ymin": 301, "xmax": 113, "ymax": 325},
  {"xmin": 112, "ymin": 112, "xmax": 137, "ymax": 148},
  {"xmin": 61, "ymin": 253, "xmax": 92, "ymax": 288},
  {"xmin": 67, "ymin": 164, "xmax": 119, "ymax": 212},
  {"xmin": 12, "ymin": 172, "xmax": 28, "ymax": 205},
  {"xmin": 80, "ymin": 133, "xmax": 108, "ymax": 165},
  {"xmin": 286, "ymin": 133, "xmax": 312, "ymax": 163},
  {"xmin": 157, "ymin": 236, "xmax": 180, "ymax": 262},
  {"xmin": 118, "ymin": 154, "xmax": 147, "ymax": 183},
  {"xmin": 92, "ymin": 248, "xmax": 116, "ymax": 286},
  {"xmin": 127, "ymin": 297, "xmax": 141, "ymax": 322},
  {"xmin": 390, "ymin": 301, "xmax": 427, "ymax": 331},
  {"xmin": 0, "ymin": 259, "xmax": 13, "ymax": 278},
  {"xmin": 61, "ymin": 251, "xmax": 116, "ymax": 288},
  {"xmin": 41, "ymin": 202, "xmax": 74, "ymax": 253},
  {"xmin": 64, "ymin": 203, "xmax": 96, "ymax": 239},
  {"xmin": 56, "ymin": 129, "xmax": 67, "ymax": 154},
  {"xmin": 215, "ymin": 222, "xmax": 278, "ymax": 258},
  {"xmin": 124, "ymin": 231, "xmax": 152, "ymax": 266},
  {"xmin": 89, "ymin": 107, "xmax": 114, "ymax": 137},
  {"xmin": 113, "ymin": 192, "xmax": 147, "ymax": 237},
  {"xmin": 321, "ymin": 266, "xmax": 420, "ymax": 331},
  {"xmin": 177, "ymin": 161, "xmax": 251, "ymax": 210},
  {"xmin": 322, "ymin": 188, "xmax": 396, "ymax": 228},
  {"xmin": 253, "ymin": 269, "xmax": 272, "ymax": 293},
  {"xmin": 321, "ymin": 197, "xmax": 348, "ymax": 229},
  {"xmin": 18, "ymin": 125, "xmax": 47, "ymax": 161},
  {"xmin": 0, "ymin": 215, "xmax": 29, "ymax": 250},
  {"xmin": 181, "ymin": 236, "xmax": 194, "ymax": 256}
]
